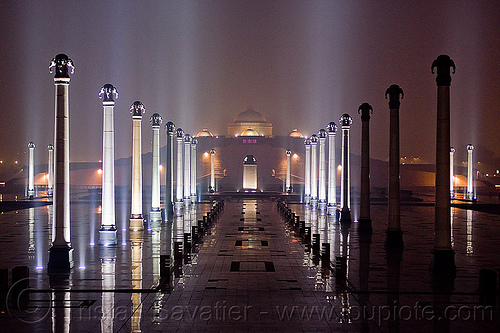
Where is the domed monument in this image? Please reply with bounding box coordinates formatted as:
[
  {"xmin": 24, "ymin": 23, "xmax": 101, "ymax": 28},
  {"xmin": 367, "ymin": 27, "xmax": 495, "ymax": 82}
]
[{"xmin": 227, "ymin": 108, "xmax": 273, "ymax": 137}]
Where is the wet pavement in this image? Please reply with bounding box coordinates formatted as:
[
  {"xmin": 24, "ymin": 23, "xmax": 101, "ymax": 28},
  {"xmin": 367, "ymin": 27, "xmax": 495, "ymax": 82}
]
[{"xmin": 0, "ymin": 193, "xmax": 499, "ymax": 332}]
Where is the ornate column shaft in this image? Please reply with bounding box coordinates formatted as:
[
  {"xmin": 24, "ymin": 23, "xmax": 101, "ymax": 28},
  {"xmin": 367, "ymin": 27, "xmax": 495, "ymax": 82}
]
[
  {"xmin": 175, "ymin": 128, "xmax": 184, "ymax": 208},
  {"xmin": 358, "ymin": 103, "xmax": 373, "ymax": 231},
  {"xmin": 150, "ymin": 113, "xmax": 162, "ymax": 220},
  {"xmin": 339, "ymin": 114, "xmax": 352, "ymax": 223},
  {"xmin": 310, "ymin": 134, "xmax": 318, "ymax": 208},
  {"xmin": 432, "ymin": 54, "xmax": 456, "ymax": 272},
  {"xmin": 28, "ymin": 142, "xmax": 35, "ymax": 198},
  {"xmin": 467, "ymin": 144, "xmax": 474, "ymax": 199},
  {"xmin": 304, "ymin": 139, "xmax": 311, "ymax": 204},
  {"xmin": 165, "ymin": 122, "xmax": 175, "ymax": 221},
  {"xmin": 285, "ymin": 150, "xmax": 291, "ymax": 193},
  {"xmin": 48, "ymin": 54, "xmax": 74, "ymax": 272},
  {"xmin": 99, "ymin": 84, "xmax": 118, "ymax": 244},
  {"xmin": 209, "ymin": 149, "xmax": 215, "ymax": 193},
  {"xmin": 190, "ymin": 139, "xmax": 197, "ymax": 203},
  {"xmin": 130, "ymin": 101, "xmax": 145, "ymax": 229},
  {"xmin": 386, "ymin": 85, "xmax": 404, "ymax": 248},
  {"xmin": 318, "ymin": 129, "xmax": 327, "ymax": 210},
  {"xmin": 47, "ymin": 144, "xmax": 54, "ymax": 196},
  {"xmin": 327, "ymin": 122, "xmax": 337, "ymax": 215},
  {"xmin": 183, "ymin": 134, "xmax": 191, "ymax": 205}
]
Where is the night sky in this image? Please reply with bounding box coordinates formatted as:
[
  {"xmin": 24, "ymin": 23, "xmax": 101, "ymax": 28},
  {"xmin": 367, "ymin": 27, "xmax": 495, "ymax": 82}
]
[{"xmin": 0, "ymin": 1, "xmax": 499, "ymax": 172}]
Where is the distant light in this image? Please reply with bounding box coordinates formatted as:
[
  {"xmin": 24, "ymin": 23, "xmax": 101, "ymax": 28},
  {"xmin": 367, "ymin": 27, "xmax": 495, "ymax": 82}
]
[
  {"xmin": 14, "ymin": 160, "xmax": 18, "ymax": 164},
  {"xmin": 0, "ymin": 160, "xmax": 2, "ymax": 164},
  {"xmin": 337, "ymin": 165, "xmax": 342, "ymax": 171},
  {"xmin": 121, "ymin": 242, "xmax": 127, "ymax": 246},
  {"xmin": 98, "ymin": 160, "xmax": 102, "ymax": 163},
  {"xmin": 293, "ymin": 153, "xmax": 299, "ymax": 159},
  {"xmin": 204, "ymin": 152, "xmax": 209, "ymax": 157},
  {"xmin": 35, "ymin": 266, "xmax": 43, "ymax": 270},
  {"xmin": 159, "ymin": 164, "xmax": 163, "ymax": 171},
  {"xmin": 79, "ymin": 266, "xmax": 86, "ymax": 270},
  {"xmin": 89, "ymin": 242, "xmax": 95, "ymax": 246},
  {"xmin": 122, "ymin": 228, "xmax": 126, "ymax": 231},
  {"xmin": 97, "ymin": 168, "xmax": 103, "ymax": 175}
]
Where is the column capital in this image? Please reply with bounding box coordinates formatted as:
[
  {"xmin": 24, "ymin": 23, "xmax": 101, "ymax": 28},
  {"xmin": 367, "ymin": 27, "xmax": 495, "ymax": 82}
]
[
  {"xmin": 191, "ymin": 138, "xmax": 198, "ymax": 146},
  {"xmin": 385, "ymin": 85, "xmax": 404, "ymax": 109},
  {"xmin": 318, "ymin": 128, "xmax": 327, "ymax": 139},
  {"xmin": 326, "ymin": 122, "xmax": 337, "ymax": 134},
  {"xmin": 99, "ymin": 84, "xmax": 118, "ymax": 104},
  {"xmin": 339, "ymin": 114, "xmax": 352, "ymax": 128},
  {"xmin": 130, "ymin": 101, "xmax": 145, "ymax": 118},
  {"xmin": 210, "ymin": 148, "xmax": 215, "ymax": 155},
  {"xmin": 358, "ymin": 103, "xmax": 373, "ymax": 121},
  {"xmin": 165, "ymin": 121, "xmax": 176, "ymax": 133},
  {"xmin": 47, "ymin": 144, "xmax": 54, "ymax": 150},
  {"xmin": 310, "ymin": 134, "xmax": 318, "ymax": 144},
  {"xmin": 150, "ymin": 113, "xmax": 163, "ymax": 127},
  {"xmin": 286, "ymin": 150, "xmax": 291, "ymax": 156},
  {"xmin": 432, "ymin": 54, "xmax": 455, "ymax": 86},
  {"xmin": 176, "ymin": 128, "xmax": 184, "ymax": 138},
  {"xmin": 467, "ymin": 144, "xmax": 474, "ymax": 151},
  {"xmin": 184, "ymin": 134, "xmax": 191, "ymax": 143},
  {"xmin": 49, "ymin": 54, "xmax": 74, "ymax": 79},
  {"xmin": 450, "ymin": 147, "xmax": 455, "ymax": 153},
  {"xmin": 28, "ymin": 142, "xmax": 35, "ymax": 149}
]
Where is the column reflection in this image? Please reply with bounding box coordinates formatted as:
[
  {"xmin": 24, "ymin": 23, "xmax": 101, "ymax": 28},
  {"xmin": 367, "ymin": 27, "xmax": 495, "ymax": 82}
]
[
  {"xmin": 466, "ymin": 209, "xmax": 474, "ymax": 255},
  {"xmin": 100, "ymin": 248, "xmax": 116, "ymax": 332},
  {"xmin": 130, "ymin": 230, "xmax": 143, "ymax": 332}
]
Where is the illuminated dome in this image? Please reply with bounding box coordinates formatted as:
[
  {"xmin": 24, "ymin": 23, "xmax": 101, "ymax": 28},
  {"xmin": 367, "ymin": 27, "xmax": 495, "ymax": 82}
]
[
  {"xmin": 289, "ymin": 128, "xmax": 304, "ymax": 138},
  {"xmin": 239, "ymin": 128, "xmax": 261, "ymax": 137},
  {"xmin": 234, "ymin": 108, "xmax": 267, "ymax": 123},
  {"xmin": 196, "ymin": 128, "xmax": 214, "ymax": 137}
]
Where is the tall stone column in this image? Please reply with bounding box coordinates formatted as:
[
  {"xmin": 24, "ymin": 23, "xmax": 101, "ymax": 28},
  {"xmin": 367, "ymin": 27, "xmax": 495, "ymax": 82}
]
[
  {"xmin": 48, "ymin": 54, "xmax": 74, "ymax": 272},
  {"xmin": 358, "ymin": 103, "xmax": 373, "ymax": 231},
  {"xmin": 467, "ymin": 144, "xmax": 475, "ymax": 200},
  {"xmin": 190, "ymin": 138, "xmax": 197, "ymax": 203},
  {"xmin": 165, "ymin": 122, "xmax": 175, "ymax": 221},
  {"xmin": 47, "ymin": 144, "xmax": 54, "ymax": 196},
  {"xmin": 432, "ymin": 54, "xmax": 456, "ymax": 273},
  {"xmin": 175, "ymin": 128, "xmax": 184, "ymax": 209},
  {"xmin": 318, "ymin": 129, "xmax": 327, "ymax": 210},
  {"xmin": 183, "ymin": 134, "xmax": 191, "ymax": 205},
  {"xmin": 450, "ymin": 147, "xmax": 455, "ymax": 198},
  {"xmin": 339, "ymin": 114, "xmax": 352, "ymax": 223},
  {"xmin": 285, "ymin": 150, "xmax": 291, "ymax": 193},
  {"xmin": 99, "ymin": 84, "xmax": 118, "ymax": 245},
  {"xmin": 310, "ymin": 134, "xmax": 318, "ymax": 208},
  {"xmin": 385, "ymin": 85, "xmax": 404, "ymax": 248},
  {"xmin": 27, "ymin": 142, "xmax": 35, "ymax": 198},
  {"xmin": 304, "ymin": 139, "xmax": 311, "ymax": 205},
  {"xmin": 150, "ymin": 113, "xmax": 163, "ymax": 220},
  {"xmin": 327, "ymin": 122, "xmax": 337, "ymax": 215},
  {"xmin": 130, "ymin": 101, "xmax": 145, "ymax": 231},
  {"xmin": 209, "ymin": 149, "xmax": 215, "ymax": 193}
]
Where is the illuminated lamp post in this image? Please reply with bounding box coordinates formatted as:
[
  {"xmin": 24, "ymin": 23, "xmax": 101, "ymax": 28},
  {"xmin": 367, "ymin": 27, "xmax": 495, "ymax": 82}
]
[
  {"xmin": 310, "ymin": 134, "xmax": 318, "ymax": 208},
  {"xmin": 99, "ymin": 84, "xmax": 118, "ymax": 245},
  {"xmin": 27, "ymin": 142, "xmax": 35, "ymax": 198},
  {"xmin": 183, "ymin": 134, "xmax": 191, "ymax": 206},
  {"xmin": 285, "ymin": 150, "xmax": 291, "ymax": 193},
  {"xmin": 304, "ymin": 138, "xmax": 311, "ymax": 205},
  {"xmin": 385, "ymin": 84, "xmax": 404, "ymax": 248},
  {"xmin": 150, "ymin": 113, "xmax": 162, "ymax": 220},
  {"xmin": 209, "ymin": 149, "xmax": 215, "ymax": 193},
  {"xmin": 48, "ymin": 54, "xmax": 75, "ymax": 272},
  {"xmin": 130, "ymin": 101, "xmax": 145, "ymax": 231},
  {"xmin": 175, "ymin": 128, "xmax": 184, "ymax": 209},
  {"xmin": 47, "ymin": 144, "xmax": 54, "ymax": 196},
  {"xmin": 339, "ymin": 114, "xmax": 352, "ymax": 223},
  {"xmin": 450, "ymin": 147, "xmax": 455, "ymax": 198},
  {"xmin": 358, "ymin": 103, "xmax": 373, "ymax": 231},
  {"xmin": 467, "ymin": 144, "xmax": 475, "ymax": 200},
  {"xmin": 165, "ymin": 122, "xmax": 175, "ymax": 221},
  {"xmin": 327, "ymin": 122, "xmax": 337, "ymax": 215},
  {"xmin": 190, "ymin": 138, "xmax": 197, "ymax": 203},
  {"xmin": 432, "ymin": 54, "xmax": 456, "ymax": 273}
]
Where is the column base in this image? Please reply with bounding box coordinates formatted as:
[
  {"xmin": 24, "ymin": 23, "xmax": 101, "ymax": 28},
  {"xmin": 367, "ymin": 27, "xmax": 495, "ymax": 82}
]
[
  {"xmin": 339, "ymin": 207, "xmax": 351, "ymax": 224},
  {"xmin": 318, "ymin": 201, "xmax": 327, "ymax": 211},
  {"xmin": 385, "ymin": 230, "xmax": 404, "ymax": 250},
  {"xmin": 304, "ymin": 195, "xmax": 311, "ymax": 205},
  {"xmin": 357, "ymin": 218, "xmax": 372, "ymax": 233},
  {"xmin": 129, "ymin": 218, "xmax": 144, "ymax": 231},
  {"xmin": 149, "ymin": 210, "xmax": 162, "ymax": 221},
  {"xmin": 190, "ymin": 195, "xmax": 197, "ymax": 204},
  {"xmin": 311, "ymin": 198, "xmax": 318, "ymax": 209},
  {"xmin": 48, "ymin": 245, "xmax": 74, "ymax": 273},
  {"xmin": 327, "ymin": 205, "xmax": 337, "ymax": 216},
  {"xmin": 174, "ymin": 201, "xmax": 183, "ymax": 211},
  {"xmin": 99, "ymin": 226, "xmax": 117, "ymax": 246}
]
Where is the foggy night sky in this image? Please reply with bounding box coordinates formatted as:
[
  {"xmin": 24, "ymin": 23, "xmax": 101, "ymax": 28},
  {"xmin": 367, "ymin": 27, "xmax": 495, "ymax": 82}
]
[{"xmin": 0, "ymin": 0, "xmax": 499, "ymax": 171}]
